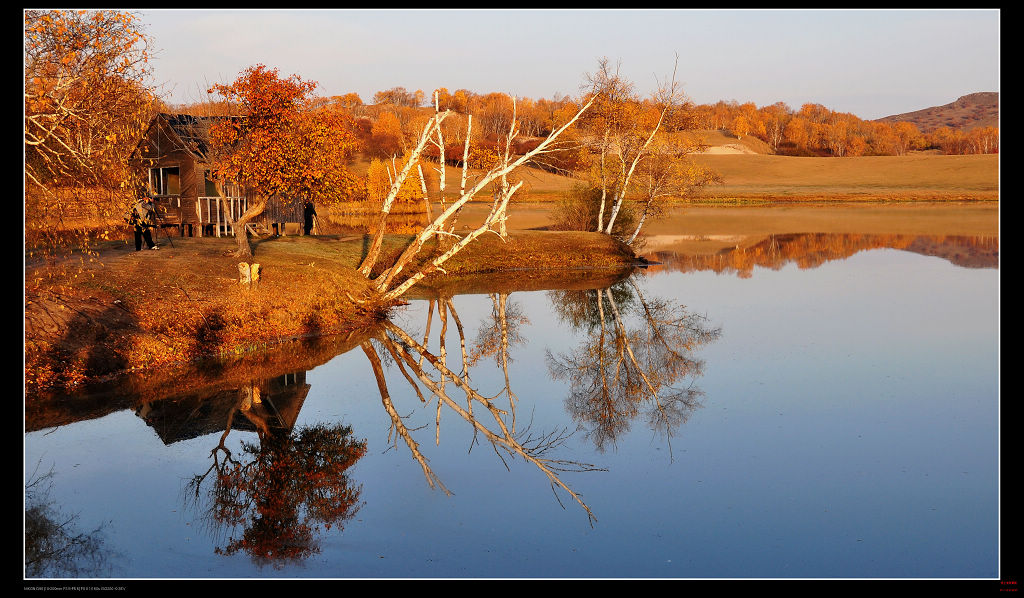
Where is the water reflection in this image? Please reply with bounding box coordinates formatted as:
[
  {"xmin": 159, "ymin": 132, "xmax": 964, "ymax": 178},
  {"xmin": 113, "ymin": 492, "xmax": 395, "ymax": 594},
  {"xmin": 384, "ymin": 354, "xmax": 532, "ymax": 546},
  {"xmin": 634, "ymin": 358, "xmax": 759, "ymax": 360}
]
[
  {"xmin": 24, "ymin": 225, "xmax": 999, "ymax": 578},
  {"xmin": 25, "ymin": 462, "xmax": 119, "ymax": 577},
  {"xmin": 546, "ymin": 277, "xmax": 721, "ymax": 454},
  {"xmin": 185, "ymin": 419, "xmax": 366, "ymax": 566},
  {"xmin": 136, "ymin": 372, "xmax": 312, "ymax": 445},
  {"xmin": 361, "ymin": 291, "xmax": 606, "ymax": 522},
  {"xmin": 642, "ymin": 233, "xmax": 998, "ymax": 277},
  {"xmin": 328, "ymin": 211, "xmax": 430, "ymax": 236},
  {"xmin": 148, "ymin": 371, "xmax": 364, "ymax": 565},
  {"xmin": 357, "ymin": 279, "xmax": 720, "ymax": 524},
  {"xmin": 25, "ymin": 271, "xmax": 720, "ymax": 561}
]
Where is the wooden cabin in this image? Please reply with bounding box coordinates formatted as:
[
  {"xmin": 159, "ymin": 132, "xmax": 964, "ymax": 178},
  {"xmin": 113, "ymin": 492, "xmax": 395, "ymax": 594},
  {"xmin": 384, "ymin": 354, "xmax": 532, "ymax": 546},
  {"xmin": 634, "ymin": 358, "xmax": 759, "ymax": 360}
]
[{"xmin": 131, "ymin": 113, "xmax": 306, "ymax": 237}]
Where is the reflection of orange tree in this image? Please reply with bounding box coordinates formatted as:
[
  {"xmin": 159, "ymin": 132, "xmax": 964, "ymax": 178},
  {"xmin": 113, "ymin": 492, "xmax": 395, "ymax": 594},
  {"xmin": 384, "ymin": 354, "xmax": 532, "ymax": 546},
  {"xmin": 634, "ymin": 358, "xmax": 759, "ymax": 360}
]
[
  {"xmin": 546, "ymin": 277, "xmax": 720, "ymax": 455},
  {"xmin": 187, "ymin": 418, "xmax": 366, "ymax": 566},
  {"xmin": 360, "ymin": 293, "xmax": 603, "ymax": 524}
]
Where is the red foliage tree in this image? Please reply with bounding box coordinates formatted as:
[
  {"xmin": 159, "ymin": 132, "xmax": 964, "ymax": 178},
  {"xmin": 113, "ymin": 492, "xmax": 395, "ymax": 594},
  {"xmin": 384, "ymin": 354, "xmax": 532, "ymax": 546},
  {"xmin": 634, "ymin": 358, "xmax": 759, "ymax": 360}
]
[{"xmin": 207, "ymin": 65, "xmax": 359, "ymax": 258}]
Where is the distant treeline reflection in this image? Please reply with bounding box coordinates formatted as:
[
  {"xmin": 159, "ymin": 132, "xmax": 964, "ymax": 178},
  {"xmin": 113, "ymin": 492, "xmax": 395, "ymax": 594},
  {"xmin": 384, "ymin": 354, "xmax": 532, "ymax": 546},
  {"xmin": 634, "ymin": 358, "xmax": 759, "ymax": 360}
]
[{"xmin": 643, "ymin": 233, "xmax": 998, "ymax": 277}]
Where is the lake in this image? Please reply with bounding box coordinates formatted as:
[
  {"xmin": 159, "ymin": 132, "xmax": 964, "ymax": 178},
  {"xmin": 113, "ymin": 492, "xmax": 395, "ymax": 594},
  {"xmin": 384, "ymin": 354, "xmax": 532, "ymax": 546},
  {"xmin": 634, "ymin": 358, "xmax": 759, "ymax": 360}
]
[{"xmin": 24, "ymin": 205, "xmax": 1000, "ymax": 580}]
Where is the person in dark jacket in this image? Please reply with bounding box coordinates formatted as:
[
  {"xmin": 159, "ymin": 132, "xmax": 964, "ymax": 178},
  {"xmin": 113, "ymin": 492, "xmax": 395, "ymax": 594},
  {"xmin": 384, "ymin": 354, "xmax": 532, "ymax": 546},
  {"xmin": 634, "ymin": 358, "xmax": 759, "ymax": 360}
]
[
  {"xmin": 131, "ymin": 195, "xmax": 159, "ymax": 251},
  {"xmin": 303, "ymin": 201, "xmax": 317, "ymax": 235}
]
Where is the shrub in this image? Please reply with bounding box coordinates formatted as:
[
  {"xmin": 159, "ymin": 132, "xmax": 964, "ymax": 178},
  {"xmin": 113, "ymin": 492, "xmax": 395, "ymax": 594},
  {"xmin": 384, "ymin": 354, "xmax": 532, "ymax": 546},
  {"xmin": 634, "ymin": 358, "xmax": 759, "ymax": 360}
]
[{"xmin": 550, "ymin": 183, "xmax": 637, "ymax": 241}]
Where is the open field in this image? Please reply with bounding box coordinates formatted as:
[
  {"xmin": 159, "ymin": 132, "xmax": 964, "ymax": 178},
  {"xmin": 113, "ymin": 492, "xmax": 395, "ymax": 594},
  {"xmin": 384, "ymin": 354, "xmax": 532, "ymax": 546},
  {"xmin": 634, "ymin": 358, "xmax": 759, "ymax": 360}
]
[
  {"xmin": 669, "ymin": 130, "xmax": 997, "ymax": 201},
  {"xmin": 689, "ymin": 153, "xmax": 998, "ymax": 201},
  {"xmin": 348, "ymin": 129, "xmax": 998, "ymax": 204}
]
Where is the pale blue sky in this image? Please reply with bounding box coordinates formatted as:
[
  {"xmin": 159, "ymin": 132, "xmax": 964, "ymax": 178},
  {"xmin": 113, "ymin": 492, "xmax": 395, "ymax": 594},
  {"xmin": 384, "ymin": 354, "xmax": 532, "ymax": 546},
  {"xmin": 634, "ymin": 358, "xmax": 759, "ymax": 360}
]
[{"xmin": 140, "ymin": 8, "xmax": 1000, "ymax": 120}]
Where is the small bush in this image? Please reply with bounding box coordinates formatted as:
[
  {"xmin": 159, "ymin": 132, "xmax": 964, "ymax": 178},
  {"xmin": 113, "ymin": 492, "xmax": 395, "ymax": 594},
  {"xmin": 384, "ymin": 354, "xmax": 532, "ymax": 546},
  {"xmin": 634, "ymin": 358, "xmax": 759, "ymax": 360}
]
[{"xmin": 550, "ymin": 183, "xmax": 638, "ymax": 241}]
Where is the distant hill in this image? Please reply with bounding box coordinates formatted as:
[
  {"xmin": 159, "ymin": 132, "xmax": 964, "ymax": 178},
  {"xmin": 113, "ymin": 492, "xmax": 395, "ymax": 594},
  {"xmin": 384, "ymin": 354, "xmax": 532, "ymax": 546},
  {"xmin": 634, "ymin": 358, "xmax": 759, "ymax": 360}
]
[{"xmin": 875, "ymin": 92, "xmax": 998, "ymax": 133}]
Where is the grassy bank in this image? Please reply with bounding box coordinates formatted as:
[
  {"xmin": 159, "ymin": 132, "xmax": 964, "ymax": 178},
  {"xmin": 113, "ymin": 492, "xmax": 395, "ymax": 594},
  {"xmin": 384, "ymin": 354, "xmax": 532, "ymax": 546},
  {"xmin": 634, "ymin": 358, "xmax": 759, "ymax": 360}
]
[{"xmin": 24, "ymin": 230, "xmax": 637, "ymax": 396}]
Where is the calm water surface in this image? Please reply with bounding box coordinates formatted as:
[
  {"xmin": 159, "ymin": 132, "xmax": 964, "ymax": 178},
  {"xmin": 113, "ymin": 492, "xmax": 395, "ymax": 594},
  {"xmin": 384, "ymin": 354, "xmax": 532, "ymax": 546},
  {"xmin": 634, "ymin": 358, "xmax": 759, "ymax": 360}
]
[{"xmin": 24, "ymin": 232, "xmax": 999, "ymax": 579}]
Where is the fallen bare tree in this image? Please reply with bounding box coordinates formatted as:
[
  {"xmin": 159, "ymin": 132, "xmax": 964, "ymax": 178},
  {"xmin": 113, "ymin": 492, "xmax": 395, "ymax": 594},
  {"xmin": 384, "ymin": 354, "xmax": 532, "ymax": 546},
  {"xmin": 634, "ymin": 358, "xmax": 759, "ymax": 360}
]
[{"xmin": 358, "ymin": 93, "xmax": 595, "ymax": 302}]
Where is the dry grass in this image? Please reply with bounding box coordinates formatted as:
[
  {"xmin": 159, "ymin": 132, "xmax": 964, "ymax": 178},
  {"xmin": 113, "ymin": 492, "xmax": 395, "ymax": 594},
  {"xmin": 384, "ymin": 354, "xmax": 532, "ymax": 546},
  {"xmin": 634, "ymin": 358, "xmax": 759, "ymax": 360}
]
[
  {"xmin": 24, "ymin": 228, "xmax": 636, "ymax": 395},
  {"xmin": 24, "ymin": 234, "xmax": 383, "ymax": 393},
  {"xmin": 689, "ymin": 153, "xmax": 999, "ymax": 201}
]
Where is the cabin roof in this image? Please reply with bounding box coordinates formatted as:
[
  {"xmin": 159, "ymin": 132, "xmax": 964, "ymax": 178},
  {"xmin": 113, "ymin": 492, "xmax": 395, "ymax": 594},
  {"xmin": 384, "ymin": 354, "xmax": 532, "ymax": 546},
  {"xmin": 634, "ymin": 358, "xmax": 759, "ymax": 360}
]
[
  {"xmin": 162, "ymin": 113, "xmax": 214, "ymax": 159},
  {"xmin": 133, "ymin": 112, "xmax": 237, "ymax": 162}
]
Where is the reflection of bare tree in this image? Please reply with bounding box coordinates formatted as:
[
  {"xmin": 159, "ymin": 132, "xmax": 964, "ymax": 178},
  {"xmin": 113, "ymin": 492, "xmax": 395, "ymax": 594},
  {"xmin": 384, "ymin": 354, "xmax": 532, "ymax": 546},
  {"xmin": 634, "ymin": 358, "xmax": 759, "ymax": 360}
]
[
  {"xmin": 546, "ymin": 276, "xmax": 720, "ymax": 455},
  {"xmin": 185, "ymin": 379, "xmax": 366, "ymax": 567},
  {"xmin": 469, "ymin": 293, "xmax": 529, "ymax": 429},
  {"xmin": 362, "ymin": 297, "xmax": 604, "ymax": 524},
  {"xmin": 25, "ymin": 461, "xmax": 118, "ymax": 577}
]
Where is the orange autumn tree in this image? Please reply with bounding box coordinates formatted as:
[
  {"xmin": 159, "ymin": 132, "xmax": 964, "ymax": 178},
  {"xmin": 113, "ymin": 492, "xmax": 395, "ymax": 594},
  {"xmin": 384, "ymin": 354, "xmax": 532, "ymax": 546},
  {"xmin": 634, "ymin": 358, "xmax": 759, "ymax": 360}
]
[
  {"xmin": 24, "ymin": 9, "xmax": 159, "ymax": 264},
  {"xmin": 206, "ymin": 65, "xmax": 359, "ymax": 259},
  {"xmin": 574, "ymin": 55, "xmax": 714, "ymax": 244},
  {"xmin": 24, "ymin": 9, "xmax": 156, "ymax": 194}
]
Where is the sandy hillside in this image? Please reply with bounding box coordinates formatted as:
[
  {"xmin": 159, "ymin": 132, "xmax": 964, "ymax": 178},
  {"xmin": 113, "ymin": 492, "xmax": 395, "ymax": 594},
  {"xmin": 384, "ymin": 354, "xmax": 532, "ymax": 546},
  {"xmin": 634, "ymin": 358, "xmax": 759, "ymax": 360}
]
[
  {"xmin": 700, "ymin": 144, "xmax": 758, "ymax": 155},
  {"xmin": 681, "ymin": 129, "xmax": 772, "ymax": 154}
]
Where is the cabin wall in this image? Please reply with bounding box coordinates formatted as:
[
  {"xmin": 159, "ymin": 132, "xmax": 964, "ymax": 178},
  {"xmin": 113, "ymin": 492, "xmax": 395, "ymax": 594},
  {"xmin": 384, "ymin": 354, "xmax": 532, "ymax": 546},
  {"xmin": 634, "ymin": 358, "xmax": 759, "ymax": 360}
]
[
  {"xmin": 135, "ymin": 114, "xmax": 312, "ymax": 238},
  {"xmin": 261, "ymin": 194, "xmax": 305, "ymax": 225},
  {"xmin": 149, "ymin": 148, "xmax": 201, "ymax": 228}
]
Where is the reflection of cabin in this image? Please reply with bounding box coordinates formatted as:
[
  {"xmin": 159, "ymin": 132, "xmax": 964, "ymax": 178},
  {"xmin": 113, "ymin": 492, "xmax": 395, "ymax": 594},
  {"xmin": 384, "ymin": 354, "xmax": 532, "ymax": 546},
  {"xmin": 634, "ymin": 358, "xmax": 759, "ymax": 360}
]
[
  {"xmin": 130, "ymin": 113, "xmax": 306, "ymax": 237},
  {"xmin": 134, "ymin": 372, "xmax": 311, "ymax": 445}
]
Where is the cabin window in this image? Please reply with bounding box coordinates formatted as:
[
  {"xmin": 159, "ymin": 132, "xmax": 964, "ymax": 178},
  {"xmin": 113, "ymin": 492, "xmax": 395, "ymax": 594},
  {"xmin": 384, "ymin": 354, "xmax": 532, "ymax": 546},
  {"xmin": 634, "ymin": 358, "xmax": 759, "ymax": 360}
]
[{"xmin": 150, "ymin": 166, "xmax": 180, "ymax": 196}]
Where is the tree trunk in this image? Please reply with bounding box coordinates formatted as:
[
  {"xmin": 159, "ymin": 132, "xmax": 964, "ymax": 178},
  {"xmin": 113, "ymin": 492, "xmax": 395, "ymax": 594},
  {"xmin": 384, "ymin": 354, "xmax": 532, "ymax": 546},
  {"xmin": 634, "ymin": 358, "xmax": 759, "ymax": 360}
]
[
  {"xmin": 227, "ymin": 197, "xmax": 267, "ymax": 260},
  {"xmin": 626, "ymin": 201, "xmax": 652, "ymax": 246}
]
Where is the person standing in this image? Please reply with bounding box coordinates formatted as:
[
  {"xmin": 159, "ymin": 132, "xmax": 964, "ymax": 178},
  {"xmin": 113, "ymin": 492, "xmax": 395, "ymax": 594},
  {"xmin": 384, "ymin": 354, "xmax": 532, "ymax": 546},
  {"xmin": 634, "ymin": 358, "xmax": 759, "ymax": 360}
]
[
  {"xmin": 303, "ymin": 200, "xmax": 317, "ymax": 235},
  {"xmin": 131, "ymin": 195, "xmax": 159, "ymax": 251}
]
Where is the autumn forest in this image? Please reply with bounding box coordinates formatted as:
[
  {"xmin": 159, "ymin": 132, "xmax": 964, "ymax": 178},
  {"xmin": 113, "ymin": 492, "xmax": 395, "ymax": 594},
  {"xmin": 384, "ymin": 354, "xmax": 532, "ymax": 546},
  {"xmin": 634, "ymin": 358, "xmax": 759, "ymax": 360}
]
[{"xmin": 25, "ymin": 9, "xmax": 998, "ymax": 255}]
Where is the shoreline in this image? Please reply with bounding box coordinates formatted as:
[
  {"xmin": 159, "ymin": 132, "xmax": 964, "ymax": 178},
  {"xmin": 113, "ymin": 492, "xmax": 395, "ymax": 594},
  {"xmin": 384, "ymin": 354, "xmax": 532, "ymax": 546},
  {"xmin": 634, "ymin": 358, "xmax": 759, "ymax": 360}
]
[
  {"xmin": 24, "ymin": 229, "xmax": 639, "ymax": 397},
  {"xmin": 23, "ymin": 201, "xmax": 999, "ymax": 398}
]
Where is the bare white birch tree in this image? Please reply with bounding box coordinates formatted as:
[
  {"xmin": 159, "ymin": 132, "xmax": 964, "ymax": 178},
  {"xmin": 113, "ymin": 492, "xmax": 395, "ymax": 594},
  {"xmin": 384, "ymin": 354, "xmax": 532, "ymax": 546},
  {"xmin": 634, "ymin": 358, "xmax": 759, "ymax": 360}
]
[{"xmin": 578, "ymin": 55, "xmax": 715, "ymax": 246}]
